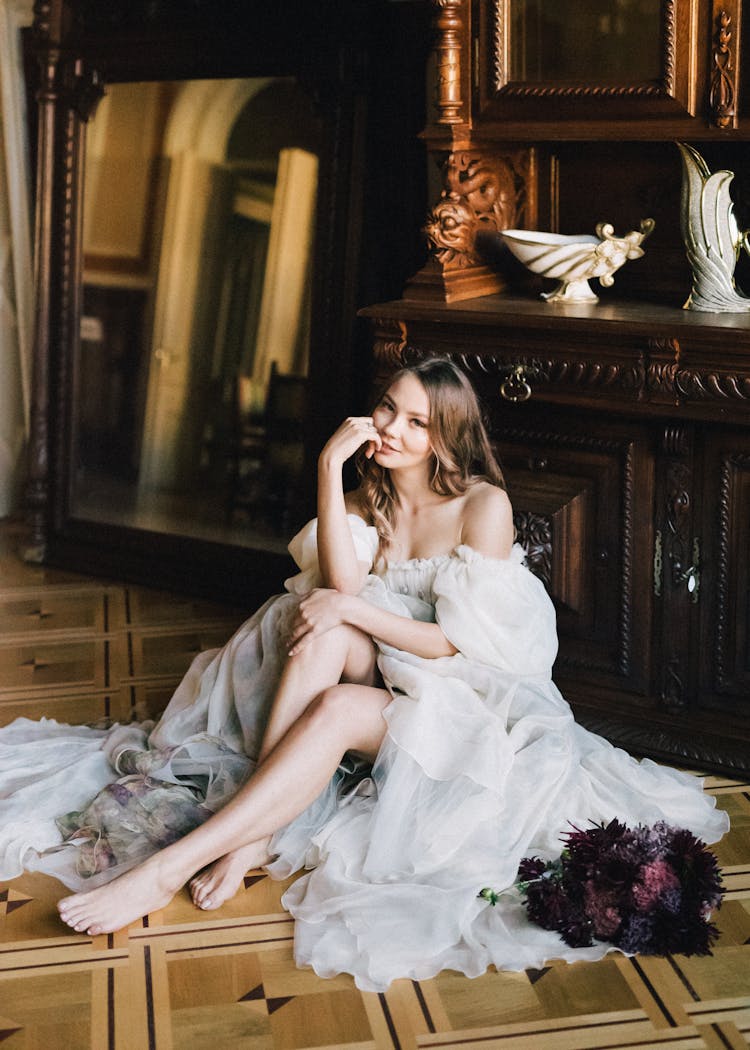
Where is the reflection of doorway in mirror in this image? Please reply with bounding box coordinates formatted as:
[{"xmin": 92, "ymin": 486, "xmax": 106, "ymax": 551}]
[
  {"xmin": 77, "ymin": 77, "xmax": 320, "ymax": 549},
  {"xmin": 211, "ymin": 147, "xmax": 318, "ymax": 429},
  {"xmin": 509, "ymin": 0, "xmax": 661, "ymax": 83}
]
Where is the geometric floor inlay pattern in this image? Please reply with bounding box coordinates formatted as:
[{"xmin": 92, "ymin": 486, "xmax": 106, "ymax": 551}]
[{"xmin": 1, "ymin": 519, "xmax": 749, "ymax": 1049}]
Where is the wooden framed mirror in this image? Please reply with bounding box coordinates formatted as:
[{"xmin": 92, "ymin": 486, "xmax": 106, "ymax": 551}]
[
  {"xmin": 24, "ymin": 1, "xmax": 409, "ymax": 606},
  {"xmin": 476, "ymin": 0, "xmax": 702, "ymax": 124}
]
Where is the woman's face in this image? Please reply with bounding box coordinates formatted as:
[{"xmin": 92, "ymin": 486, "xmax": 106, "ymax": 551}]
[{"xmin": 371, "ymin": 373, "xmax": 433, "ymax": 470}]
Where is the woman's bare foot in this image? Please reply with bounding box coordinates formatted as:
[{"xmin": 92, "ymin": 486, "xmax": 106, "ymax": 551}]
[
  {"xmin": 189, "ymin": 838, "xmax": 272, "ymax": 911},
  {"xmin": 58, "ymin": 853, "xmax": 183, "ymax": 936}
]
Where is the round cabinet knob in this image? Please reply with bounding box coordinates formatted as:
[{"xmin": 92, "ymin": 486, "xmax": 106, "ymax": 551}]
[{"xmin": 500, "ymin": 365, "xmax": 532, "ymax": 402}]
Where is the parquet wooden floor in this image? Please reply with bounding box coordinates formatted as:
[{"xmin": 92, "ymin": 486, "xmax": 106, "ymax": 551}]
[{"xmin": 0, "ymin": 519, "xmax": 748, "ymax": 1050}]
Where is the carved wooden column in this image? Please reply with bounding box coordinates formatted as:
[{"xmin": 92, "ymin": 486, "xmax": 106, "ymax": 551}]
[
  {"xmin": 25, "ymin": 0, "xmax": 64, "ymax": 560},
  {"xmin": 25, "ymin": 1, "xmax": 104, "ymax": 561},
  {"xmin": 432, "ymin": 0, "xmax": 466, "ymax": 126},
  {"xmin": 402, "ymin": 0, "xmax": 534, "ymax": 303}
]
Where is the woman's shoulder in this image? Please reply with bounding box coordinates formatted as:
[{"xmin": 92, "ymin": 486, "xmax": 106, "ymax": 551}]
[
  {"xmin": 463, "ymin": 480, "xmax": 512, "ymax": 516},
  {"xmin": 460, "ymin": 482, "xmax": 514, "ymax": 558}
]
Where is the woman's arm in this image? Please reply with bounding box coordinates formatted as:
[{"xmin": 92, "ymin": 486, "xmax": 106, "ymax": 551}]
[
  {"xmin": 316, "ymin": 417, "xmax": 381, "ymax": 594},
  {"xmin": 288, "ymin": 589, "xmax": 458, "ymax": 660}
]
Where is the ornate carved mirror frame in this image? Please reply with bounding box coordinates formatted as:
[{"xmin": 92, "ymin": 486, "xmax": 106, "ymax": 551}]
[{"xmin": 25, "ymin": 1, "xmax": 372, "ymax": 605}]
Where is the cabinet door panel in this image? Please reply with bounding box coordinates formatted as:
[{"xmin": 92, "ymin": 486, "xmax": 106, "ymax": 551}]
[
  {"xmin": 491, "ymin": 408, "xmax": 654, "ymax": 698},
  {"xmin": 699, "ymin": 432, "xmax": 750, "ymax": 712}
]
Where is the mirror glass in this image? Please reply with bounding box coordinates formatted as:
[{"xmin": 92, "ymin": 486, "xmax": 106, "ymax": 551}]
[
  {"xmin": 73, "ymin": 77, "xmax": 321, "ymax": 554},
  {"xmin": 509, "ymin": 0, "xmax": 662, "ymax": 83}
]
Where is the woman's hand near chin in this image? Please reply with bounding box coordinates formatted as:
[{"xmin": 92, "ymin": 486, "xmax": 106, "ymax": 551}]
[
  {"xmin": 287, "ymin": 588, "xmax": 354, "ymax": 655},
  {"xmin": 319, "ymin": 417, "xmax": 382, "ymax": 472},
  {"xmin": 316, "ymin": 418, "xmax": 380, "ymax": 594}
]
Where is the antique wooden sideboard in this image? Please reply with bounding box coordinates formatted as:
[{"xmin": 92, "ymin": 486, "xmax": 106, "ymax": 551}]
[{"xmin": 362, "ymin": 0, "xmax": 750, "ymax": 777}]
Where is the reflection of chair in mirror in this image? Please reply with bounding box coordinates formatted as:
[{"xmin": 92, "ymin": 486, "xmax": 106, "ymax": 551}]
[{"xmin": 226, "ymin": 361, "xmax": 308, "ymax": 533}]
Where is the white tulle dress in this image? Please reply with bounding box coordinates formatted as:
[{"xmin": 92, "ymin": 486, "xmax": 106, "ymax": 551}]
[{"xmin": 0, "ymin": 514, "xmax": 729, "ymax": 991}]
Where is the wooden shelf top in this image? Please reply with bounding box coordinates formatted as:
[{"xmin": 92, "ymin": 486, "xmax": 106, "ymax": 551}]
[{"xmin": 360, "ymin": 293, "xmax": 750, "ymax": 357}]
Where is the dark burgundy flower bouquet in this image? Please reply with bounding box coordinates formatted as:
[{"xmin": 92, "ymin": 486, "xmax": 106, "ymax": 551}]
[{"xmin": 480, "ymin": 819, "xmax": 724, "ymax": 956}]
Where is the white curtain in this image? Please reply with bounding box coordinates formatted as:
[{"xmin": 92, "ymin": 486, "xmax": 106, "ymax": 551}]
[{"xmin": 0, "ymin": 0, "xmax": 34, "ymax": 517}]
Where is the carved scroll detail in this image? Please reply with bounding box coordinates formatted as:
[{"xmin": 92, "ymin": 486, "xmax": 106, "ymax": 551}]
[
  {"xmin": 513, "ymin": 510, "xmax": 552, "ymax": 586},
  {"xmin": 710, "ymin": 9, "xmax": 735, "ymax": 129},
  {"xmin": 371, "ymin": 321, "xmax": 408, "ymax": 373},
  {"xmin": 424, "ymin": 151, "xmax": 523, "ymax": 269},
  {"xmin": 675, "ymin": 369, "xmax": 750, "ymax": 400},
  {"xmin": 658, "ymin": 429, "xmax": 693, "ymax": 712}
]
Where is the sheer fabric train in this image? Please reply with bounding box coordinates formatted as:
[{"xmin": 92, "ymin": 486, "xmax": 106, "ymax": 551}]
[{"xmin": 0, "ymin": 515, "xmax": 729, "ymax": 991}]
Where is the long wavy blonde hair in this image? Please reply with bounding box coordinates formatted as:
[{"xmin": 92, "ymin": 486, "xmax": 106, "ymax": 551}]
[{"xmin": 356, "ymin": 357, "xmax": 505, "ymax": 555}]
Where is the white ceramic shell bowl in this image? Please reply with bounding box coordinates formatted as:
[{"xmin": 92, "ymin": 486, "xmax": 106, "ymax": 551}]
[{"xmin": 501, "ymin": 220, "xmax": 655, "ymax": 303}]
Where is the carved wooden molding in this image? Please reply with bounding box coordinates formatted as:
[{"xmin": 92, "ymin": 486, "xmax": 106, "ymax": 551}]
[
  {"xmin": 448, "ymin": 350, "xmax": 649, "ymax": 397},
  {"xmin": 715, "ymin": 451, "xmax": 750, "ymax": 690},
  {"xmin": 709, "ymin": 7, "xmax": 737, "ymax": 129},
  {"xmin": 661, "ymin": 425, "xmax": 690, "ymax": 457},
  {"xmin": 574, "ymin": 709, "xmax": 750, "ymax": 776},
  {"xmin": 492, "ymin": 0, "xmax": 677, "ymax": 98},
  {"xmin": 716, "ymin": 454, "xmax": 732, "ymax": 690},
  {"xmin": 392, "ymin": 343, "xmax": 750, "ymax": 406},
  {"xmin": 674, "ymin": 369, "xmax": 750, "ymax": 401},
  {"xmin": 619, "ymin": 440, "xmax": 635, "ymax": 679}
]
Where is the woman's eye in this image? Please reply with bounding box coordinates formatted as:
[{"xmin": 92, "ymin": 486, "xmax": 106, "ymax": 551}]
[{"xmin": 412, "ymin": 418, "xmax": 427, "ymax": 428}]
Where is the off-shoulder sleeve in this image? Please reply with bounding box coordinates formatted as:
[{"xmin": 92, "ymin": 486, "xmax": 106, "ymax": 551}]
[
  {"xmin": 284, "ymin": 515, "xmax": 379, "ymax": 595},
  {"xmin": 432, "ymin": 544, "xmax": 558, "ymax": 676}
]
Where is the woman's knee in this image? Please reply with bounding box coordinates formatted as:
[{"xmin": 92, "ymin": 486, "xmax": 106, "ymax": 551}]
[
  {"xmin": 307, "ymin": 684, "xmax": 388, "ymax": 754},
  {"xmin": 308, "ymin": 684, "xmax": 352, "ymax": 725},
  {"xmin": 340, "ymin": 626, "xmax": 379, "ymax": 686},
  {"xmin": 287, "ymin": 623, "xmax": 376, "ymax": 682}
]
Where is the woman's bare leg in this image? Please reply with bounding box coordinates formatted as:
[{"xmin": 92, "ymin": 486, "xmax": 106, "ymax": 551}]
[
  {"xmin": 58, "ymin": 680, "xmax": 390, "ymax": 935},
  {"xmin": 188, "ymin": 624, "xmax": 379, "ymax": 910},
  {"xmin": 258, "ymin": 622, "xmax": 380, "ymax": 761}
]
